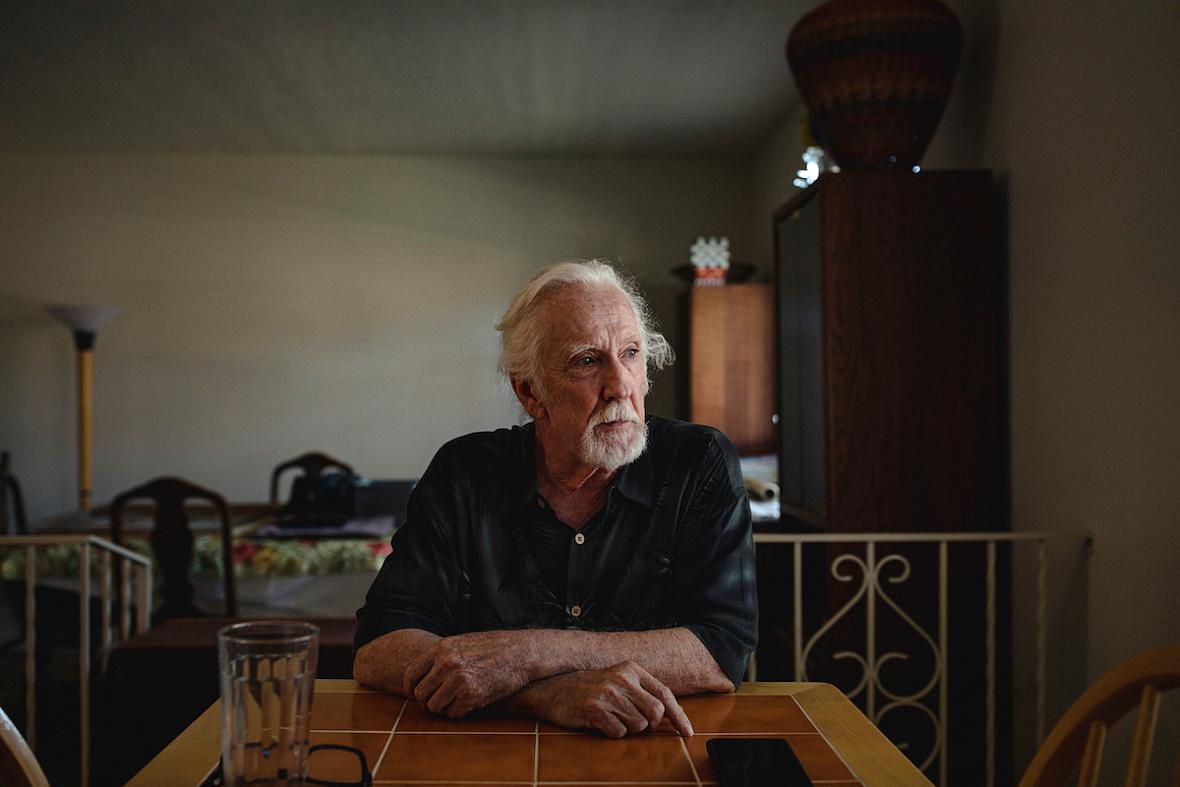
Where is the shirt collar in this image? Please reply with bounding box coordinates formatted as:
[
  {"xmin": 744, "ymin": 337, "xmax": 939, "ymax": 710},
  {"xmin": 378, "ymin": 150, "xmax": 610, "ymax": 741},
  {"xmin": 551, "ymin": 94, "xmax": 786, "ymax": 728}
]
[
  {"xmin": 612, "ymin": 427, "xmax": 656, "ymax": 508},
  {"xmin": 499, "ymin": 419, "xmax": 657, "ymax": 513},
  {"xmin": 498, "ymin": 421, "xmax": 541, "ymax": 514}
]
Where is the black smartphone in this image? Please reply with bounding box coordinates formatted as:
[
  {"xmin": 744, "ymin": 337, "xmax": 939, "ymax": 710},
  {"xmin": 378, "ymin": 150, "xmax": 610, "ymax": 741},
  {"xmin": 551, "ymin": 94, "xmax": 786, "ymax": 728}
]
[{"xmin": 706, "ymin": 737, "xmax": 814, "ymax": 787}]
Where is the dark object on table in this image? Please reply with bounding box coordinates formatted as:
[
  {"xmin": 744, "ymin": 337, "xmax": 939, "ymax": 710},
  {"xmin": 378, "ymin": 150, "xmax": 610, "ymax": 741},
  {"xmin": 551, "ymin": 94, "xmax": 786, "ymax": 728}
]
[
  {"xmin": 670, "ymin": 262, "xmax": 756, "ymax": 285},
  {"xmin": 707, "ymin": 738, "xmax": 813, "ymax": 786},
  {"xmin": 95, "ymin": 616, "xmax": 357, "ymax": 787},
  {"xmin": 352, "ymin": 479, "xmax": 415, "ymax": 524},
  {"xmin": 0, "ymin": 451, "xmax": 27, "ymax": 535},
  {"xmin": 786, "ymin": 0, "xmax": 963, "ymax": 169},
  {"xmin": 280, "ymin": 471, "xmax": 357, "ymax": 527},
  {"xmin": 110, "ymin": 476, "xmax": 238, "ymax": 620},
  {"xmin": 270, "ymin": 451, "xmax": 355, "ymax": 505}
]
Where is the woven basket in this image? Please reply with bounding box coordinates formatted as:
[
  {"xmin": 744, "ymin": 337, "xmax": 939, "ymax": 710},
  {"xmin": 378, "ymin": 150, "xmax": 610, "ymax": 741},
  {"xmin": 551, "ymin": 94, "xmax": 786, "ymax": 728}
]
[{"xmin": 787, "ymin": 0, "xmax": 963, "ymax": 169}]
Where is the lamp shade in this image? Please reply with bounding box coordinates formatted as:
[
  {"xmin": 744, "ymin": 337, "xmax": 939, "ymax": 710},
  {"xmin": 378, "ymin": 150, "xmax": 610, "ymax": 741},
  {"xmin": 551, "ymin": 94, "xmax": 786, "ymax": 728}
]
[{"xmin": 47, "ymin": 304, "xmax": 121, "ymax": 332}]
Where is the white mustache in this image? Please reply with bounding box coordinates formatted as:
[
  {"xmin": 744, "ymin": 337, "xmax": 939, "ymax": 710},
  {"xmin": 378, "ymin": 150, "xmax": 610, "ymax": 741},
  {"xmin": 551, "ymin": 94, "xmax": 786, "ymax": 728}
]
[{"xmin": 590, "ymin": 401, "xmax": 641, "ymax": 428}]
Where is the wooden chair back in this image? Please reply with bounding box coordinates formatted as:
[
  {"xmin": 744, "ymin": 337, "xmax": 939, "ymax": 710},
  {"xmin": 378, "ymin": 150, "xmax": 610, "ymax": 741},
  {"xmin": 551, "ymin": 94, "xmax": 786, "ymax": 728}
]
[
  {"xmin": 0, "ymin": 705, "xmax": 49, "ymax": 787},
  {"xmin": 1019, "ymin": 643, "xmax": 1180, "ymax": 787},
  {"xmin": 269, "ymin": 451, "xmax": 354, "ymax": 505},
  {"xmin": 1, "ymin": 451, "xmax": 28, "ymax": 535},
  {"xmin": 110, "ymin": 476, "xmax": 238, "ymax": 620}
]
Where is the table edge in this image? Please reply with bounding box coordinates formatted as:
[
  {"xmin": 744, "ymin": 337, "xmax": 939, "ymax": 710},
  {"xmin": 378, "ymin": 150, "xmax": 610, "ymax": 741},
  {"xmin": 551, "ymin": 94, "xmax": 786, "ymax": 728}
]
[
  {"xmin": 127, "ymin": 680, "xmax": 932, "ymax": 786},
  {"xmin": 125, "ymin": 700, "xmax": 220, "ymax": 787},
  {"xmin": 788, "ymin": 682, "xmax": 934, "ymax": 786}
]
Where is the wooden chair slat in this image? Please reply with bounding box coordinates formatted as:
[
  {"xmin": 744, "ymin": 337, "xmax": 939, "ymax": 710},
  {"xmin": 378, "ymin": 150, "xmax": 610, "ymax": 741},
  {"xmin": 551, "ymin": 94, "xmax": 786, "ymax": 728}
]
[
  {"xmin": 0, "ymin": 705, "xmax": 49, "ymax": 787},
  {"xmin": 1077, "ymin": 721, "xmax": 1106, "ymax": 787},
  {"xmin": 110, "ymin": 476, "xmax": 237, "ymax": 621},
  {"xmin": 1, "ymin": 451, "xmax": 29, "ymax": 535},
  {"xmin": 268, "ymin": 451, "xmax": 354, "ymax": 505},
  {"xmin": 1019, "ymin": 643, "xmax": 1180, "ymax": 787},
  {"xmin": 1124, "ymin": 684, "xmax": 1160, "ymax": 787}
]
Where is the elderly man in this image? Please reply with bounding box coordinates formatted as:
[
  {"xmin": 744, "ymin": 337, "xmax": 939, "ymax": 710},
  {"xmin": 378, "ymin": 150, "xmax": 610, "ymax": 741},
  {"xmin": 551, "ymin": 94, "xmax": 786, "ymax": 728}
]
[{"xmin": 354, "ymin": 260, "xmax": 757, "ymax": 738}]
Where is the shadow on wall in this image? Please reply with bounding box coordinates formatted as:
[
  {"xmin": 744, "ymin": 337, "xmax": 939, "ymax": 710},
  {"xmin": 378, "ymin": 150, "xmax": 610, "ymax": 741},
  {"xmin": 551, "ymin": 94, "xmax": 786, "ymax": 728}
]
[{"xmin": 635, "ymin": 281, "xmax": 687, "ymax": 422}]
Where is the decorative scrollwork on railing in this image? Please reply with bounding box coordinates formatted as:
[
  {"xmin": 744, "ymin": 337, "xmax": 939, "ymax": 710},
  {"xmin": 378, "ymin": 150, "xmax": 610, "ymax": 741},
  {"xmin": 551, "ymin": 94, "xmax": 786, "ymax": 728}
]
[
  {"xmin": 800, "ymin": 553, "xmax": 871, "ymax": 697},
  {"xmin": 800, "ymin": 549, "xmax": 944, "ymax": 773}
]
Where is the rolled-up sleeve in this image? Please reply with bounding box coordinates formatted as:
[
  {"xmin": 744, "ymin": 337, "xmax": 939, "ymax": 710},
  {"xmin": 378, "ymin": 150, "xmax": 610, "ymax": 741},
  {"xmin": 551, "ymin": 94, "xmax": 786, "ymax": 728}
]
[{"xmin": 671, "ymin": 432, "xmax": 759, "ymax": 687}]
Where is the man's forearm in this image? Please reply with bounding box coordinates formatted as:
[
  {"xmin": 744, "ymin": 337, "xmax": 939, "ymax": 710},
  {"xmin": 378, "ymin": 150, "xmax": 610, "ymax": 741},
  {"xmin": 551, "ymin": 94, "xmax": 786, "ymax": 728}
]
[
  {"xmin": 513, "ymin": 626, "xmax": 733, "ymax": 695},
  {"xmin": 356, "ymin": 625, "xmax": 732, "ymax": 700},
  {"xmin": 353, "ymin": 628, "xmax": 441, "ymax": 695}
]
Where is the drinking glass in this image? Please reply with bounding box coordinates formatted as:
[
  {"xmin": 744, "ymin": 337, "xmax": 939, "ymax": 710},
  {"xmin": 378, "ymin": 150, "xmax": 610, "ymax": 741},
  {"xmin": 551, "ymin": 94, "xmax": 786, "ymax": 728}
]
[{"xmin": 218, "ymin": 621, "xmax": 320, "ymax": 786}]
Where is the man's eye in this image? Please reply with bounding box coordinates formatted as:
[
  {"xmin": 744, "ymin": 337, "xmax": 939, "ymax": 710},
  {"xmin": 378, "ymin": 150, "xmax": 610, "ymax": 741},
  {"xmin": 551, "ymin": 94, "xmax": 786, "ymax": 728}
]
[
  {"xmin": 577, "ymin": 355, "xmax": 595, "ymax": 366},
  {"xmin": 624, "ymin": 348, "xmax": 640, "ymax": 359}
]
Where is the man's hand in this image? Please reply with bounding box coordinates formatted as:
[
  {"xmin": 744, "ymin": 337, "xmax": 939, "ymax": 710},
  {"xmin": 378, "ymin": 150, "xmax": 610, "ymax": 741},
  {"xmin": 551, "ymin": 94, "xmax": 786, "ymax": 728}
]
[
  {"xmin": 516, "ymin": 661, "xmax": 694, "ymax": 739},
  {"xmin": 402, "ymin": 630, "xmax": 537, "ymax": 717}
]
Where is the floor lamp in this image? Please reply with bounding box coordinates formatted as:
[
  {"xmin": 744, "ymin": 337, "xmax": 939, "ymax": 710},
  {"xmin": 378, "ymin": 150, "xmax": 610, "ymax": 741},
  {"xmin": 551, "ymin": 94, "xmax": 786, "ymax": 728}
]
[{"xmin": 48, "ymin": 304, "xmax": 120, "ymax": 511}]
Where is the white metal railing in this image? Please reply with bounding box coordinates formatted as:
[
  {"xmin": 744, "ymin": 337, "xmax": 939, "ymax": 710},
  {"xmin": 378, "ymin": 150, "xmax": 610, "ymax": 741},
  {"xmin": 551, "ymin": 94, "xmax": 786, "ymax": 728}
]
[
  {"xmin": 751, "ymin": 530, "xmax": 1093, "ymax": 787},
  {"xmin": 0, "ymin": 534, "xmax": 153, "ymax": 787}
]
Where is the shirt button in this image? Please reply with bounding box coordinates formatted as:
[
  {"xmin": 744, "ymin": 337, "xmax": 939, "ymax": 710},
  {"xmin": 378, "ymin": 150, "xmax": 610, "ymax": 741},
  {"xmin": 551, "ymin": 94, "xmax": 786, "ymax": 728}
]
[
  {"xmin": 569, "ymin": 604, "xmax": 582, "ymax": 618},
  {"xmin": 574, "ymin": 533, "xmax": 585, "ymax": 545}
]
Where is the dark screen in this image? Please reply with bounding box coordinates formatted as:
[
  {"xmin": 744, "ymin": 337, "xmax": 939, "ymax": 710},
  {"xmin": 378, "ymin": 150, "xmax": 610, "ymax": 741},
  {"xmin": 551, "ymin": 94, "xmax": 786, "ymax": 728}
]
[
  {"xmin": 775, "ymin": 190, "xmax": 826, "ymax": 520},
  {"xmin": 706, "ymin": 738, "xmax": 813, "ymax": 786}
]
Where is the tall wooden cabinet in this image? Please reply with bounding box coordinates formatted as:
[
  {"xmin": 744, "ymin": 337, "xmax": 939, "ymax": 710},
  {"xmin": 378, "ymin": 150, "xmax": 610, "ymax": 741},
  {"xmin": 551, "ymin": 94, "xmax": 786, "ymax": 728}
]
[
  {"xmin": 775, "ymin": 169, "xmax": 1005, "ymax": 533},
  {"xmin": 687, "ymin": 284, "xmax": 776, "ymax": 456},
  {"xmin": 768, "ymin": 171, "xmax": 1010, "ymax": 783}
]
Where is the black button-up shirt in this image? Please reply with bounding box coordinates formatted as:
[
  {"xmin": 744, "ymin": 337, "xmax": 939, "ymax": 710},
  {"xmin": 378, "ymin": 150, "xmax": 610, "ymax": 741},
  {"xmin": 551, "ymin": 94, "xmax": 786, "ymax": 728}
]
[{"xmin": 355, "ymin": 416, "xmax": 758, "ymax": 686}]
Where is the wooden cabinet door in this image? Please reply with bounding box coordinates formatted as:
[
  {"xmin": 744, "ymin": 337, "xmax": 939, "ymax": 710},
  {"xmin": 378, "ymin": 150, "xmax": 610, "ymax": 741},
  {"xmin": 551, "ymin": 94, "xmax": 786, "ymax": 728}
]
[{"xmin": 689, "ymin": 284, "xmax": 776, "ymax": 455}]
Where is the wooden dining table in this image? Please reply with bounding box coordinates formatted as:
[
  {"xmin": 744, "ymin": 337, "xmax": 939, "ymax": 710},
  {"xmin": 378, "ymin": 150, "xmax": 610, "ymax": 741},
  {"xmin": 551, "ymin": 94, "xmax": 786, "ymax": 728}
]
[
  {"xmin": 129, "ymin": 680, "xmax": 932, "ymax": 786},
  {"xmin": 31, "ymin": 501, "xmax": 282, "ymax": 535}
]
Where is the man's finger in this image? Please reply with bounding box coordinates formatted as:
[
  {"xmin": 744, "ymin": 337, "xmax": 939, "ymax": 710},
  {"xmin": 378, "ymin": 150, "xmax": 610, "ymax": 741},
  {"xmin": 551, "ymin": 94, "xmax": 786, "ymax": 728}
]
[
  {"xmin": 617, "ymin": 697, "xmax": 654, "ymax": 734},
  {"xmin": 412, "ymin": 663, "xmax": 446, "ymax": 705},
  {"xmin": 425, "ymin": 678, "xmax": 458, "ymax": 716},
  {"xmin": 402, "ymin": 653, "xmax": 433, "ymax": 698},
  {"xmin": 446, "ymin": 683, "xmax": 478, "ymax": 718},
  {"xmin": 640, "ymin": 673, "xmax": 693, "ymax": 737},
  {"xmin": 592, "ymin": 711, "xmax": 629, "ymax": 739},
  {"xmin": 625, "ymin": 684, "xmax": 666, "ymax": 729}
]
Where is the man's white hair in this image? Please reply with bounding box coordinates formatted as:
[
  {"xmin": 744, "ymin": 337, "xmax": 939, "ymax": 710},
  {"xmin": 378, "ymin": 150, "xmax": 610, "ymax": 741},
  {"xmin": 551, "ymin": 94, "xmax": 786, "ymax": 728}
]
[{"xmin": 495, "ymin": 259, "xmax": 675, "ymax": 394}]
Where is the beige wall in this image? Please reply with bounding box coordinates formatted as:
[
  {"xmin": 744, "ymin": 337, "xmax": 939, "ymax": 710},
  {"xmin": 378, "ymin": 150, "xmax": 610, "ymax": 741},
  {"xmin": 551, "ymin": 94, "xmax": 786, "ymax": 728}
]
[
  {"xmin": 751, "ymin": 107, "xmax": 805, "ymax": 271},
  {"xmin": 931, "ymin": 0, "xmax": 1180, "ymax": 776},
  {"xmin": 973, "ymin": 1, "xmax": 1180, "ymax": 777},
  {"xmin": 0, "ymin": 153, "xmax": 752, "ymax": 517}
]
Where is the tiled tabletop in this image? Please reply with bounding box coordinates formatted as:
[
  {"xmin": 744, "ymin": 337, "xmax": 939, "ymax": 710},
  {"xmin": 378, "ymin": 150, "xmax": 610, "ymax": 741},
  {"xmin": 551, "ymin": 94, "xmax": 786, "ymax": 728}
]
[
  {"xmin": 306, "ymin": 692, "xmax": 860, "ymax": 784},
  {"xmin": 129, "ymin": 681, "xmax": 933, "ymax": 786}
]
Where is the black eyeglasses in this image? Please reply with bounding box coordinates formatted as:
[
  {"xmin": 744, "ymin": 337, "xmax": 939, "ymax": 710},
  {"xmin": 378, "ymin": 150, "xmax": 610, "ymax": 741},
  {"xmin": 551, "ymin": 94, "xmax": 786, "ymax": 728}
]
[
  {"xmin": 201, "ymin": 743, "xmax": 372, "ymax": 787},
  {"xmin": 305, "ymin": 744, "xmax": 373, "ymax": 787}
]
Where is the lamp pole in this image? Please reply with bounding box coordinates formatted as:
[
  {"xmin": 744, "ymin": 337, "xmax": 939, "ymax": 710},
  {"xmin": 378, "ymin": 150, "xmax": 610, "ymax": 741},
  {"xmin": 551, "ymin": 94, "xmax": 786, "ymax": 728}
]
[
  {"xmin": 74, "ymin": 329, "xmax": 96, "ymax": 511},
  {"xmin": 48, "ymin": 305, "xmax": 120, "ymax": 511}
]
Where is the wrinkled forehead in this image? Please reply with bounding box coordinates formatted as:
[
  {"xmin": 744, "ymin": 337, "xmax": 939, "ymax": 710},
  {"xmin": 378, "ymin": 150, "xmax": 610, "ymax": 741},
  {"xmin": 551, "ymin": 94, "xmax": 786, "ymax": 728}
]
[{"xmin": 535, "ymin": 283, "xmax": 642, "ymax": 355}]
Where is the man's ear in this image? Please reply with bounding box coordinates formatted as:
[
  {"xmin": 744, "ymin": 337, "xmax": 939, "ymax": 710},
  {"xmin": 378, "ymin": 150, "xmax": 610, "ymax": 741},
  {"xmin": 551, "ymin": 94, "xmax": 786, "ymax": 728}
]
[{"xmin": 510, "ymin": 375, "xmax": 547, "ymax": 420}]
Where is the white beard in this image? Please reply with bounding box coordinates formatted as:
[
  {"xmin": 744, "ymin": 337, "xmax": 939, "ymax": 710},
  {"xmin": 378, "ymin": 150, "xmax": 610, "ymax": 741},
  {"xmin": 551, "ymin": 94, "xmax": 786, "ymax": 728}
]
[{"xmin": 579, "ymin": 400, "xmax": 648, "ymax": 471}]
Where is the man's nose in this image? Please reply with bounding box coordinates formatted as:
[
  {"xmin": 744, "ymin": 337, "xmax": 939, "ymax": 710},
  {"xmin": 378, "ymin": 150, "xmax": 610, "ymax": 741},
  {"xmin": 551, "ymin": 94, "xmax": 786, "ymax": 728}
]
[{"xmin": 602, "ymin": 356, "xmax": 631, "ymax": 401}]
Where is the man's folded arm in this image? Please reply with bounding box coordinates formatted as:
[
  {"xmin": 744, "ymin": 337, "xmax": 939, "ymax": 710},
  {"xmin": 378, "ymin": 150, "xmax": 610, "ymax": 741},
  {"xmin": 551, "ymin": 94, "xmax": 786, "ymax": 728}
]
[
  {"xmin": 354, "ymin": 624, "xmax": 730, "ymax": 710},
  {"xmin": 353, "ymin": 628, "xmax": 440, "ymax": 696}
]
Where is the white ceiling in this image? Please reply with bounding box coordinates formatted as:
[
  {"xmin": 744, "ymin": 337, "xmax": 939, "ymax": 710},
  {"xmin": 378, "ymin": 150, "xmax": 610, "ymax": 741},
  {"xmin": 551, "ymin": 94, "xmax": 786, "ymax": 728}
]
[{"xmin": 0, "ymin": 0, "xmax": 807, "ymax": 157}]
